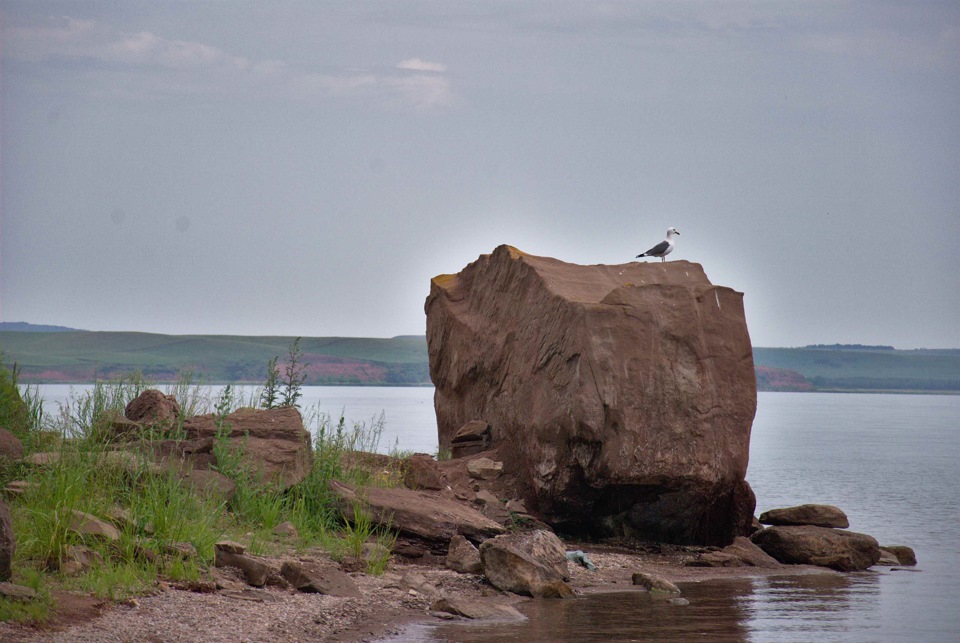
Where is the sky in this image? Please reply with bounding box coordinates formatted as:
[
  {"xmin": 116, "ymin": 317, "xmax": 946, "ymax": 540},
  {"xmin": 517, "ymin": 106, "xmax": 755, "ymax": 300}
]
[{"xmin": 1, "ymin": 1, "xmax": 958, "ymax": 348}]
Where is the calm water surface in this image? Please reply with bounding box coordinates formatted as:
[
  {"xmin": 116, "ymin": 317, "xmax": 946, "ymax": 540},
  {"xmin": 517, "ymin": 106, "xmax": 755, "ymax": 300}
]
[{"xmin": 34, "ymin": 387, "xmax": 960, "ymax": 641}]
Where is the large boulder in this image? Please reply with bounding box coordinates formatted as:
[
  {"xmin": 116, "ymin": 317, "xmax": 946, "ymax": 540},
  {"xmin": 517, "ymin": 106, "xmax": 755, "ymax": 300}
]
[
  {"xmin": 425, "ymin": 246, "xmax": 757, "ymax": 545},
  {"xmin": 751, "ymin": 525, "xmax": 881, "ymax": 571},
  {"xmin": 181, "ymin": 407, "xmax": 312, "ymax": 489},
  {"xmin": 479, "ymin": 529, "xmax": 574, "ymax": 598}
]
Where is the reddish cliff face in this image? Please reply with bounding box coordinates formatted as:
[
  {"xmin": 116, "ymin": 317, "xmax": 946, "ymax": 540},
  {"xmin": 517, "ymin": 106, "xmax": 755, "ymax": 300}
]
[{"xmin": 425, "ymin": 245, "xmax": 757, "ymax": 546}]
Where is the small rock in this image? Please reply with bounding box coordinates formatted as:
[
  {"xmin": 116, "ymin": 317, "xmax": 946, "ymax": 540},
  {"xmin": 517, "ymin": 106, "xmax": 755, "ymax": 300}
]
[
  {"xmin": 162, "ymin": 542, "xmax": 198, "ymax": 559},
  {"xmin": 2, "ymin": 480, "xmax": 34, "ymax": 498},
  {"xmin": 20, "ymin": 452, "xmax": 60, "ymax": 467},
  {"xmin": 60, "ymin": 545, "xmax": 104, "ymax": 575},
  {"xmin": 104, "ymin": 507, "xmax": 136, "ymax": 531},
  {"xmin": 505, "ymin": 499, "xmax": 527, "ymax": 513},
  {"xmin": 214, "ymin": 540, "xmax": 246, "ymax": 555},
  {"xmin": 475, "ymin": 490, "xmax": 501, "ymax": 506},
  {"xmin": 280, "ymin": 561, "xmax": 361, "ymax": 597},
  {"xmin": 272, "ymin": 521, "xmax": 298, "ymax": 538},
  {"xmin": 68, "ymin": 510, "xmax": 120, "ymax": 542},
  {"xmin": 0, "ymin": 428, "xmax": 24, "ymax": 462},
  {"xmin": 446, "ymin": 534, "xmax": 482, "ymax": 574},
  {"xmin": 467, "ymin": 457, "xmax": 503, "ymax": 480},
  {"xmin": 0, "ymin": 582, "xmax": 37, "ymax": 601},
  {"xmin": 401, "ymin": 571, "xmax": 440, "ymax": 599},
  {"xmin": 429, "ymin": 597, "xmax": 525, "ymax": 620},
  {"xmin": 215, "ymin": 550, "xmax": 269, "ymax": 587},
  {"xmin": 875, "ymin": 549, "xmax": 901, "ymax": 566},
  {"xmin": 361, "ymin": 542, "xmax": 391, "ymax": 564},
  {"xmin": 632, "ymin": 572, "xmax": 681, "ymax": 594},
  {"xmin": 883, "ymin": 545, "xmax": 917, "ymax": 566}
]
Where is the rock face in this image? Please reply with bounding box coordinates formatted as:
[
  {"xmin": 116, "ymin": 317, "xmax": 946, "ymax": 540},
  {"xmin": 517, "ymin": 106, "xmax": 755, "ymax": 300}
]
[
  {"xmin": 425, "ymin": 246, "xmax": 757, "ymax": 545},
  {"xmin": 181, "ymin": 407, "xmax": 312, "ymax": 489},
  {"xmin": 751, "ymin": 525, "xmax": 881, "ymax": 571}
]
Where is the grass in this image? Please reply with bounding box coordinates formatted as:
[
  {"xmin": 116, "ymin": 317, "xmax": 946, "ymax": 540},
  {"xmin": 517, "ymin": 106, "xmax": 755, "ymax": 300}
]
[{"xmin": 0, "ymin": 367, "xmax": 414, "ymax": 625}]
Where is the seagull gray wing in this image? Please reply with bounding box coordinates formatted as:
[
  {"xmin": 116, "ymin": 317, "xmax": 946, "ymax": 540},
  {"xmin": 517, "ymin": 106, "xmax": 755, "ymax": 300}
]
[{"xmin": 637, "ymin": 240, "xmax": 670, "ymax": 257}]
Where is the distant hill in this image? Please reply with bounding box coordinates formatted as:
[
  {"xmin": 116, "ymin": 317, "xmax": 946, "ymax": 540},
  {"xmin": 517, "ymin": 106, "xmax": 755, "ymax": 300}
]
[
  {"xmin": 0, "ymin": 331, "xmax": 430, "ymax": 386},
  {"xmin": 0, "ymin": 322, "xmax": 85, "ymax": 333},
  {"xmin": 753, "ymin": 346, "xmax": 960, "ymax": 392},
  {"xmin": 1, "ymin": 329, "xmax": 957, "ymax": 392}
]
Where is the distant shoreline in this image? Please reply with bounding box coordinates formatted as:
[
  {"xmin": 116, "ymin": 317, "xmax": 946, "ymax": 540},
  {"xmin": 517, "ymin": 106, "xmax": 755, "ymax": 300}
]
[{"xmin": 3, "ymin": 329, "xmax": 958, "ymax": 394}]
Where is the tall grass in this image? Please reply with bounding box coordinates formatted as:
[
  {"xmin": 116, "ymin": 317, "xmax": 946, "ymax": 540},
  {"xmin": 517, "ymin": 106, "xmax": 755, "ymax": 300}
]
[{"xmin": 1, "ymin": 370, "xmax": 411, "ymax": 624}]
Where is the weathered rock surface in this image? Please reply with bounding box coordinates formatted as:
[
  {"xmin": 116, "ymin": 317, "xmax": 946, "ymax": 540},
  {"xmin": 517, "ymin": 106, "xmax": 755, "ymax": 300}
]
[
  {"xmin": 466, "ymin": 457, "xmax": 503, "ymax": 480},
  {"xmin": 759, "ymin": 504, "xmax": 849, "ymax": 529},
  {"xmin": 0, "ymin": 499, "xmax": 14, "ymax": 581},
  {"xmin": 478, "ymin": 529, "xmax": 574, "ymax": 598},
  {"xmin": 279, "ymin": 560, "xmax": 361, "ymax": 597},
  {"xmin": 178, "ymin": 469, "xmax": 237, "ymax": 502},
  {"xmin": 125, "ymin": 390, "xmax": 181, "ymax": 427},
  {"xmin": 632, "ymin": 572, "xmax": 681, "ymax": 594},
  {"xmin": 0, "ymin": 428, "xmax": 23, "ymax": 462},
  {"xmin": 403, "ymin": 454, "xmax": 443, "ymax": 490},
  {"xmin": 215, "ymin": 550, "xmax": 270, "ymax": 587},
  {"xmin": 426, "ymin": 246, "xmax": 757, "ymax": 545},
  {"xmin": 687, "ymin": 536, "xmax": 782, "ymax": 568},
  {"xmin": 445, "ymin": 534, "xmax": 482, "ymax": 574},
  {"xmin": 181, "ymin": 406, "xmax": 312, "ymax": 489},
  {"xmin": 751, "ymin": 525, "xmax": 881, "ymax": 571},
  {"xmin": 328, "ymin": 480, "xmax": 505, "ymax": 543},
  {"xmin": 0, "ymin": 582, "xmax": 37, "ymax": 601},
  {"xmin": 883, "ymin": 545, "xmax": 917, "ymax": 566},
  {"xmin": 430, "ymin": 597, "xmax": 524, "ymax": 621},
  {"xmin": 450, "ymin": 420, "xmax": 491, "ymax": 459},
  {"xmin": 68, "ymin": 510, "xmax": 120, "ymax": 542},
  {"xmin": 60, "ymin": 545, "xmax": 104, "ymax": 575}
]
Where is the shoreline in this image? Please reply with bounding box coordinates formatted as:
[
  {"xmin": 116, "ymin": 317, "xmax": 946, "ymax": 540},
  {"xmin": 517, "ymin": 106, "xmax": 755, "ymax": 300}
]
[{"xmin": 0, "ymin": 542, "xmax": 841, "ymax": 643}]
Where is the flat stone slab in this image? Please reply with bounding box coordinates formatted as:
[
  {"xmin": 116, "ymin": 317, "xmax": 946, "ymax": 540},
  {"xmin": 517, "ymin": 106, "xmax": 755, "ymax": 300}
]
[
  {"xmin": 759, "ymin": 504, "xmax": 849, "ymax": 529},
  {"xmin": 328, "ymin": 480, "xmax": 505, "ymax": 542}
]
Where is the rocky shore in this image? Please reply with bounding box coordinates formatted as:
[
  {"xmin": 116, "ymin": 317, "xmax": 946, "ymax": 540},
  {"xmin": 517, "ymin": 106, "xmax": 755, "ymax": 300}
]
[{"xmin": 0, "ymin": 537, "xmax": 856, "ymax": 643}]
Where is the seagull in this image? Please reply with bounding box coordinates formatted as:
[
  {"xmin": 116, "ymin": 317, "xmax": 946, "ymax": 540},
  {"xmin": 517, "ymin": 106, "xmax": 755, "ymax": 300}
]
[{"xmin": 636, "ymin": 227, "xmax": 680, "ymax": 262}]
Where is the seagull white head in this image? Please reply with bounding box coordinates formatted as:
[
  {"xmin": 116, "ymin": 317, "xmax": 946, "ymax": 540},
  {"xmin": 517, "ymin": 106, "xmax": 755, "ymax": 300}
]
[{"xmin": 666, "ymin": 227, "xmax": 680, "ymax": 238}]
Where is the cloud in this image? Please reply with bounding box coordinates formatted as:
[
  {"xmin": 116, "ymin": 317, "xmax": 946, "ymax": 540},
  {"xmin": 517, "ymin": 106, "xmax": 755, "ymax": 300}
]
[
  {"xmin": 4, "ymin": 16, "xmax": 456, "ymax": 110},
  {"xmin": 396, "ymin": 58, "xmax": 448, "ymax": 73}
]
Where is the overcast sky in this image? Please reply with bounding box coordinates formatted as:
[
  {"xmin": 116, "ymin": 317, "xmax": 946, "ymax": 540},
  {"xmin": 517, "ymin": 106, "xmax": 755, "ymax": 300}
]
[{"xmin": 1, "ymin": 1, "xmax": 958, "ymax": 348}]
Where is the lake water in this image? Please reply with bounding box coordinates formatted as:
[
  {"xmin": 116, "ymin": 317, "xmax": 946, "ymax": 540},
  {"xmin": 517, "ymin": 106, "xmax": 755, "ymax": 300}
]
[{"xmin": 33, "ymin": 386, "xmax": 960, "ymax": 641}]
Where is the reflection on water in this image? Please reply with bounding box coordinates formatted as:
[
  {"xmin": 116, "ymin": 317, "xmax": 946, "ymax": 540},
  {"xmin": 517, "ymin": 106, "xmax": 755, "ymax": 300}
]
[{"xmin": 402, "ymin": 573, "xmax": 882, "ymax": 643}]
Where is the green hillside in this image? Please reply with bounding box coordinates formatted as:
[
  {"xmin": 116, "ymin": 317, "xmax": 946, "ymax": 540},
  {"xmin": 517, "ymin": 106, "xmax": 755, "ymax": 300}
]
[
  {"xmin": 2, "ymin": 330, "xmax": 958, "ymax": 392},
  {"xmin": 0, "ymin": 331, "xmax": 430, "ymax": 385},
  {"xmin": 752, "ymin": 347, "xmax": 960, "ymax": 392}
]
